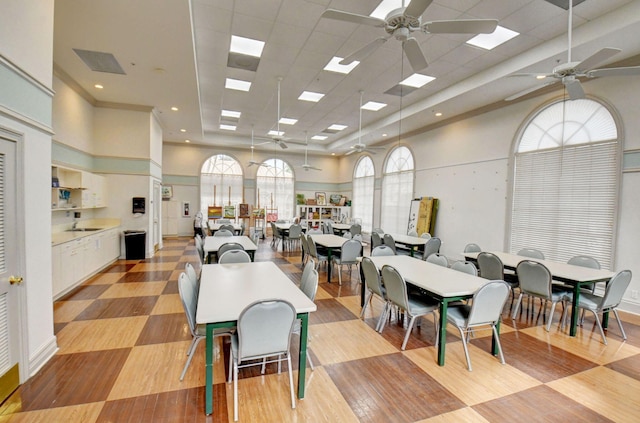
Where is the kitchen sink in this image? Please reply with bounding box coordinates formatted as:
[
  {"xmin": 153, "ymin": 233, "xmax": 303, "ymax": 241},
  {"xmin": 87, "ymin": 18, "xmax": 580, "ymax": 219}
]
[{"xmin": 67, "ymin": 228, "xmax": 102, "ymax": 232}]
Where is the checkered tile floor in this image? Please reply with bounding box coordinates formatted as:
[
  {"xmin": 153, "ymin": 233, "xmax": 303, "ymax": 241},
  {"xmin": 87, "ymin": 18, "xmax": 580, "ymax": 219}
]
[{"xmin": 2, "ymin": 237, "xmax": 639, "ymax": 422}]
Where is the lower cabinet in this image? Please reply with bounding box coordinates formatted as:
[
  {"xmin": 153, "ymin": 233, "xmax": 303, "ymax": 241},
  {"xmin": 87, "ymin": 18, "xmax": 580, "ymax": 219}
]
[{"xmin": 52, "ymin": 228, "xmax": 122, "ymax": 299}]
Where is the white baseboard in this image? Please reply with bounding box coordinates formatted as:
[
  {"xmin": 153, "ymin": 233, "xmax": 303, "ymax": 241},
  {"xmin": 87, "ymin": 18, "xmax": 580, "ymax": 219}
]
[
  {"xmin": 28, "ymin": 336, "xmax": 58, "ymax": 379},
  {"xmin": 620, "ymin": 298, "xmax": 640, "ymax": 316}
]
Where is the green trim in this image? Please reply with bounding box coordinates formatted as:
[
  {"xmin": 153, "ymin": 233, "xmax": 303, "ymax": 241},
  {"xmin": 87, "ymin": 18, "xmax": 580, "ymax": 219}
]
[
  {"xmin": 94, "ymin": 156, "xmax": 154, "ymax": 175},
  {"xmin": 623, "ymin": 150, "xmax": 640, "ymax": 171},
  {"xmin": 163, "ymin": 174, "xmax": 198, "ymax": 186},
  {"xmin": 53, "ymin": 141, "xmax": 156, "ymax": 176},
  {"xmin": 295, "ymin": 181, "xmax": 343, "ymax": 192},
  {"xmin": 0, "ymin": 59, "xmax": 52, "ymax": 127},
  {"xmin": 52, "ymin": 141, "xmax": 93, "ymax": 171}
]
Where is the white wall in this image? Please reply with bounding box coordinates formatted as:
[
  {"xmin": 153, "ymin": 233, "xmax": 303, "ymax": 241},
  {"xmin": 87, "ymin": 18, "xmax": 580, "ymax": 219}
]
[
  {"xmin": 93, "ymin": 108, "xmax": 152, "ymax": 158},
  {"xmin": 51, "ymin": 76, "xmax": 94, "ymax": 153}
]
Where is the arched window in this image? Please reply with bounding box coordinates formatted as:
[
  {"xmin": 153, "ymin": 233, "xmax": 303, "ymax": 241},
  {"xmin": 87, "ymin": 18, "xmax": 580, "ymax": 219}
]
[
  {"xmin": 381, "ymin": 146, "xmax": 414, "ymax": 234},
  {"xmin": 200, "ymin": 154, "xmax": 244, "ymax": 216},
  {"xmin": 256, "ymin": 158, "xmax": 294, "ymax": 220},
  {"xmin": 352, "ymin": 156, "xmax": 375, "ymax": 233},
  {"xmin": 511, "ymin": 98, "xmax": 620, "ymax": 269}
]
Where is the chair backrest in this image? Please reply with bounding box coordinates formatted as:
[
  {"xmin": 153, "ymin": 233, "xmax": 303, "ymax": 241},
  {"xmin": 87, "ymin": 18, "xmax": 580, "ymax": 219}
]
[
  {"xmin": 467, "ymin": 280, "xmax": 511, "ymax": 326},
  {"xmin": 567, "ymin": 255, "xmax": 600, "ymax": 269},
  {"xmin": 477, "ymin": 252, "xmax": 504, "ymax": 280},
  {"xmin": 220, "ymin": 224, "xmax": 235, "ymax": 232},
  {"xmin": 288, "ymin": 224, "xmax": 302, "ymax": 239},
  {"xmin": 218, "ymin": 242, "xmax": 244, "ymax": 257},
  {"xmin": 218, "ymin": 219, "xmax": 230, "ymax": 224},
  {"xmin": 214, "ymin": 229, "xmax": 233, "ymax": 237},
  {"xmin": 362, "ymin": 257, "xmax": 385, "ymax": 298},
  {"xmin": 516, "ymin": 260, "xmax": 552, "ymax": 298},
  {"xmin": 371, "ymin": 245, "xmax": 395, "ymax": 256},
  {"xmin": 218, "ymin": 249, "xmax": 251, "ymax": 263},
  {"xmin": 407, "ymin": 230, "xmax": 418, "ymax": 237},
  {"xmin": 422, "ymin": 237, "xmax": 441, "ymax": 260},
  {"xmin": 300, "ymin": 261, "xmax": 319, "ymax": 301},
  {"xmin": 237, "ymin": 299, "xmax": 296, "ymax": 360},
  {"xmin": 276, "ymin": 219, "xmax": 287, "ymax": 223},
  {"xmin": 194, "ymin": 236, "xmax": 205, "ymax": 264},
  {"xmin": 371, "ymin": 231, "xmax": 383, "ymax": 248},
  {"xmin": 451, "ymin": 260, "xmax": 478, "ymax": 276},
  {"xmin": 373, "ymin": 228, "xmax": 385, "ymax": 235},
  {"xmin": 464, "ymin": 243, "xmax": 482, "ymax": 253},
  {"xmin": 518, "ymin": 248, "xmax": 545, "ymax": 260},
  {"xmin": 340, "ymin": 239, "xmax": 362, "ymax": 262},
  {"xmin": 185, "ymin": 262, "xmax": 199, "ymax": 294},
  {"xmin": 342, "ymin": 231, "xmax": 352, "ymax": 239},
  {"xmin": 326, "ymin": 221, "xmax": 334, "ymax": 234},
  {"xmin": 352, "ymin": 234, "xmax": 363, "ymax": 242},
  {"xmin": 178, "ymin": 272, "xmax": 197, "ymax": 335},
  {"xmin": 426, "ymin": 253, "xmax": 449, "ymax": 267},
  {"xmin": 383, "ymin": 234, "xmax": 397, "ymax": 253},
  {"xmin": 300, "ymin": 233, "xmax": 309, "ymax": 256},
  {"xmin": 600, "ymin": 270, "xmax": 632, "ymax": 310},
  {"xmin": 195, "ymin": 234, "xmax": 203, "ymax": 248},
  {"xmin": 381, "ymin": 265, "xmax": 409, "ymax": 311},
  {"xmin": 420, "ymin": 233, "xmax": 431, "ymax": 239},
  {"xmin": 307, "ymin": 228, "xmax": 323, "ymax": 234},
  {"xmin": 350, "ymin": 223, "xmax": 362, "ymax": 235},
  {"xmin": 306, "ymin": 234, "xmax": 318, "ymax": 259}
]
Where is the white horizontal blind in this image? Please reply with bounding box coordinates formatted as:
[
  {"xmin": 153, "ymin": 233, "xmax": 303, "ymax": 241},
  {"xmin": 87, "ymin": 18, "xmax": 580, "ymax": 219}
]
[
  {"xmin": 256, "ymin": 159, "xmax": 294, "ymax": 219},
  {"xmin": 352, "ymin": 157, "xmax": 374, "ymax": 232},
  {"xmin": 511, "ymin": 99, "xmax": 618, "ymax": 270},
  {"xmin": 381, "ymin": 172, "xmax": 413, "ymax": 234}
]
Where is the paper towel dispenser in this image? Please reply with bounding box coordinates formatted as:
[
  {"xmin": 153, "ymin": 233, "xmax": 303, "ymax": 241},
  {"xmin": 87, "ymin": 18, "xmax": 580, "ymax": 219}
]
[{"xmin": 132, "ymin": 197, "xmax": 146, "ymax": 214}]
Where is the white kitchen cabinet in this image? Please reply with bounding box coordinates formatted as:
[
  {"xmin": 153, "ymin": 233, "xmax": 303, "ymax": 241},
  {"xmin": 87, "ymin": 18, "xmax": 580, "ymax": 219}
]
[{"xmin": 51, "ymin": 166, "xmax": 107, "ymax": 210}]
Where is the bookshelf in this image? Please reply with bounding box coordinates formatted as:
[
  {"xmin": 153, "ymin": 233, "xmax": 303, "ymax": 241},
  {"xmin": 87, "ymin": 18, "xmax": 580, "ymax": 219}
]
[{"xmin": 296, "ymin": 205, "xmax": 350, "ymax": 230}]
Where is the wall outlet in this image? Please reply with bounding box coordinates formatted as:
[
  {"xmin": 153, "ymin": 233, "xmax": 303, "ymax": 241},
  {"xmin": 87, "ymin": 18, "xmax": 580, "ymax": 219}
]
[{"xmin": 632, "ymin": 290, "xmax": 639, "ymax": 300}]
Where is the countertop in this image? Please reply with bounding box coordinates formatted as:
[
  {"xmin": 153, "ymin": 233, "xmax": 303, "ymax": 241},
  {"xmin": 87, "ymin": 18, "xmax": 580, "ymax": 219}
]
[{"xmin": 52, "ymin": 219, "xmax": 122, "ymax": 246}]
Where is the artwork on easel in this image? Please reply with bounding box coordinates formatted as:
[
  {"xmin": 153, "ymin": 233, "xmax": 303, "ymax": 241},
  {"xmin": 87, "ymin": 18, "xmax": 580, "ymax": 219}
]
[
  {"xmin": 208, "ymin": 206, "xmax": 223, "ymax": 219},
  {"xmin": 224, "ymin": 205, "xmax": 236, "ymax": 219}
]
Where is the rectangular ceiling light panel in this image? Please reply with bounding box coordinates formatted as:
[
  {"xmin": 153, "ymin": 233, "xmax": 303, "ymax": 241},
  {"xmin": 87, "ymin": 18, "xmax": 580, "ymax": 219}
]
[
  {"xmin": 298, "ymin": 91, "xmax": 325, "ymax": 102},
  {"xmin": 362, "ymin": 101, "xmax": 387, "ymax": 111},
  {"xmin": 324, "ymin": 57, "xmax": 359, "ymax": 74},
  {"xmin": 221, "ymin": 109, "xmax": 241, "ymax": 118},
  {"xmin": 466, "ymin": 26, "xmax": 519, "ymax": 50},
  {"xmin": 400, "ymin": 73, "xmax": 435, "ymax": 88},
  {"xmin": 328, "ymin": 124, "xmax": 347, "ymax": 131},
  {"xmin": 225, "ymin": 78, "xmax": 252, "ymax": 91},
  {"xmin": 279, "ymin": 117, "xmax": 298, "ymax": 125},
  {"xmin": 230, "ymin": 35, "xmax": 265, "ymax": 57}
]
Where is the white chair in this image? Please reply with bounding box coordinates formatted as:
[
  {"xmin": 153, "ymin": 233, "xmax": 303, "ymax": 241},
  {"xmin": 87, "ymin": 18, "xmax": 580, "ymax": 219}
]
[
  {"xmin": 407, "ymin": 230, "xmax": 418, "ymax": 237},
  {"xmin": 231, "ymin": 299, "xmax": 297, "ymax": 421},
  {"xmin": 294, "ymin": 262, "xmax": 319, "ymax": 370},
  {"xmin": 420, "ymin": 233, "xmax": 431, "ymax": 239},
  {"xmin": 350, "ymin": 223, "xmax": 362, "ymax": 236},
  {"xmin": 218, "ymin": 250, "xmax": 251, "ymax": 263},
  {"xmin": 383, "ymin": 234, "xmax": 397, "ymax": 254},
  {"xmin": 518, "ymin": 248, "xmax": 545, "ymax": 259},
  {"xmin": 371, "ymin": 245, "xmax": 395, "ymax": 256},
  {"xmin": 464, "ymin": 243, "xmax": 482, "ymax": 253},
  {"xmin": 372, "ymin": 228, "xmax": 385, "ymax": 235},
  {"xmin": 451, "ymin": 260, "xmax": 478, "ymax": 276},
  {"xmin": 421, "ymin": 237, "xmax": 441, "ymax": 261},
  {"xmin": 217, "ymin": 242, "xmax": 244, "ymax": 262},
  {"xmin": 332, "ymin": 239, "xmax": 361, "ymax": 285},
  {"xmin": 306, "ymin": 234, "xmax": 328, "ymax": 270},
  {"xmin": 214, "ymin": 229, "xmax": 233, "ymax": 237},
  {"xmin": 285, "ymin": 224, "xmax": 303, "ymax": 250},
  {"xmin": 446, "ymin": 280, "xmax": 511, "ymax": 371},
  {"xmin": 426, "ymin": 253, "xmax": 449, "ymax": 267},
  {"xmin": 370, "ymin": 231, "xmax": 383, "ymax": 249},
  {"xmin": 185, "ymin": 262, "xmax": 200, "ymax": 296},
  {"xmin": 561, "ymin": 269, "xmax": 632, "ymax": 345},
  {"xmin": 194, "ymin": 235, "xmax": 205, "ymax": 265}
]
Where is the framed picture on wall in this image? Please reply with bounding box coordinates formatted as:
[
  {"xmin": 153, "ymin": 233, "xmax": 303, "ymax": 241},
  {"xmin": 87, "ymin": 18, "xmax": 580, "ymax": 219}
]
[
  {"xmin": 162, "ymin": 185, "xmax": 173, "ymax": 200},
  {"xmin": 315, "ymin": 192, "xmax": 326, "ymax": 206},
  {"xmin": 182, "ymin": 201, "xmax": 191, "ymax": 217}
]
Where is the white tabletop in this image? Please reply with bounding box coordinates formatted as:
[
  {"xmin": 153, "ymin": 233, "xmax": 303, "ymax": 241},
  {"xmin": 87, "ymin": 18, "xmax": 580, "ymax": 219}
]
[
  {"xmin": 388, "ymin": 233, "xmax": 429, "ymax": 246},
  {"xmin": 369, "ymin": 255, "xmax": 486, "ymax": 298},
  {"xmin": 275, "ymin": 223, "xmax": 294, "ymax": 230},
  {"xmin": 203, "ymin": 235, "xmax": 257, "ymax": 253},
  {"xmin": 332, "ymin": 223, "xmax": 351, "ymax": 230},
  {"xmin": 208, "ymin": 222, "xmax": 242, "ymax": 231},
  {"xmin": 463, "ymin": 251, "xmax": 614, "ymax": 283},
  {"xmin": 309, "ymin": 233, "xmax": 348, "ymax": 248},
  {"xmin": 196, "ymin": 262, "xmax": 317, "ymax": 324}
]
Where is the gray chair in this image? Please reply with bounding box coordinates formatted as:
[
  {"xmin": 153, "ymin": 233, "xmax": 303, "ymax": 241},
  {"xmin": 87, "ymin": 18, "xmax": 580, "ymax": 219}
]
[
  {"xmin": 185, "ymin": 262, "xmax": 200, "ymax": 296},
  {"xmin": 383, "ymin": 234, "xmax": 397, "ymax": 254},
  {"xmin": 379, "ymin": 265, "xmax": 440, "ymax": 350},
  {"xmin": 446, "ymin": 280, "xmax": 511, "ymax": 371},
  {"xmin": 426, "ymin": 253, "xmax": 449, "ymax": 267},
  {"xmin": 477, "ymin": 252, "xmax": 517, "ymax": 308},
  {"xmin": 294, "ymin": 261, "xmax": 319, "ymax": 369},
  {"xmin": 194, "ymin": 235, "xmax": 205, "ymax": 265},
  {"xmin": 370, "ymin": 231, "xmax": 383, "ymax": 249},
  {"xmin": 420, "ymin": 233, "xmax": 431, "ymax": 239},
  {"xmin": 512, "ymin": 260, "xmax": 570, "ymax": 331},
  {"xmin": 464, "ymin": 243, "xmax": 482, "ymax": 253},
  {"xmin": 214, "ymin": 229, "xmax": 233, "ymax": 237},
  {"xmin": 350, "ymin": 223, "xmax": 362, "ymax": 236},
  {"xmin": 217, "ymin": 242, "xmax": 244, "ymax": 261},
  {"xmin": 270, "ymin": 222, "xmax": 283, "ymax": 247},
  {"xmin": 218, "ymin": 219, "xmax": 231, "ymax": 224},
  {"xmin": 372, "ymin": 228, "xmax": 385, "ymax": 235},
  {"xmin": 407, "ymin": 230, "xmax": 418, "ymax": 237},
  {"xmin": 360, "ymin": 257, "xmax": 388, "ymax": 332},
  {"xmin": 332, "ymin": 239, "xmax": 362, "ymax": 285},
  {"xmin": 518, "ymin": 248, "xmax": 545, "ymax": 259},
  {"xmin": 451, "ymin": 260, "xmax": 478, "ymax": 276},
  {"xmin": 342, "ymin": 231, "xmax": 352, "ymax": 239},
  {"xmin": 421, "ymin": 237, "xmax": 441, "ymax": 261},
  {"xmin": 285, "ymin": 224, "xmax": 303, "ymax": 250},
  {"xmin": 568, "ymin": 255, "xmax": 601, "ymax": 294},
  {"xmin": 306, "ymin": 235, "xmax": 328, "ymax": 270},
  {"xmin": 371, "ymin": 245, "xmax": 395, "ymax": 256},
  {"xmin": 561, "ymin": 269, "xmax": 631, "ymax": 345},
  {"xmin": 231, "ymin": 299, "xmax": 297, "ymax": 421},
  {"xmin": 218, "ymin": 249, "xmax": 251, "ymax": 264},
  {"xmin": 220, "ymin": 224, "xmax": 236, "ymax": 233},
  {"xmin": 300, "ymin": 234, "xmax": 310, "ymax": 266},
  {"xmin": 178, "ymin": 272, "xmax": 233, "ymax": 381},
  {"xmin": 307, "ymin": 228, "xmax": 323, "ymax": 234}
]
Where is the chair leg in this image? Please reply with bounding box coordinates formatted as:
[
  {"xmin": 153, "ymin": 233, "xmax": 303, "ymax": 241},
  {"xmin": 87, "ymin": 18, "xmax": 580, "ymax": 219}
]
[
  {"xmin": 511, "ymin": 293, "xmax": 524, "ymax": 320},
  {"xmin": 401, "ymin": 315, "xmax": 417, "ymax": 350},
  {"xmin": 180, "ymin": 336, "xmax": 204, "ymax": 381},
  {"xmin": 287, "ymin": 355, "xmax": 296, "ymax": 409},
  {"xmin": 457, "ymin": 326, "xmax": 472, "ymax": 371},
  {"xmin": 613, "ymin": 309, "xmax": 627, "ymax": 340},
  {"xmin": 360, "ymin": 291, "xmax": 372, "ymax": 318},
  {"xmin": 545, "ymin": 300, "xmax": 559, "ymax": 332},
  {"xmin": 590, "ymin": 309, "xmax": 608, "ymax": 345},
  {"xmin": 337, "ymin": 263, "xmax": 342, "ymax": 285},
  {"xmin": 491, "ymin": 324, "xmax": 506, "ymax": 365},
  {"xmin": 233, "ymin": 360, "xmax": 239, "ymax": 421},
  {"xmin": 378, "ymin": 301, "xmax": 391, "ymax": 333}
]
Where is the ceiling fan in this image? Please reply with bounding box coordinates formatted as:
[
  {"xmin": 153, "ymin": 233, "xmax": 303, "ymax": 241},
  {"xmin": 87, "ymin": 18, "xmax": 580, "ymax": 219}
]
[
  {"xmin": 506, "ymin": 0, "xmax": 640, "ymax": 101},
  {"xmin": 255, "ymin": 77, "xmax": 292, "ymax": 149},
  {"xmin": 299, "ymin": 132, "xmax": 322, "ymax": 171},
  {"xmin": 248, "ymin": 127, "xmax": 271, "ymax": 168},
  {"xmin": 346, "ymin": 91, "xmax": 385, "ymax": 156},
  {"xmin": 321, "ymin": 0, "xmax": 498, "ymax": 73}
]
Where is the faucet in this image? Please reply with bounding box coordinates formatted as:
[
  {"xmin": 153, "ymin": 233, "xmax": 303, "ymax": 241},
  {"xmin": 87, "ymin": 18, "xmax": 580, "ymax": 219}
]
[{"xmin": 72, "ymin": 221, "xmax": 78, "ymax": 229}]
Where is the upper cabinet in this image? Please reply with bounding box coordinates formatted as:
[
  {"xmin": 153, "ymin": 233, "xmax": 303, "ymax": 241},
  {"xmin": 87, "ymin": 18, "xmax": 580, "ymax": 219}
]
[{"xmin": 52, "ymin": 166, "xmax": 107, "ymax": 210}]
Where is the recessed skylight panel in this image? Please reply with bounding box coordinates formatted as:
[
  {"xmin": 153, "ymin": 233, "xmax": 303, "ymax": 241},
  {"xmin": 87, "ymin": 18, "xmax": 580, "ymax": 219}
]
[
  {"xmin": 466, "ymin": 26, "xmax": 519, "ymax": 50},
  {"xmin": 230, "ymin": 35, "xmax": 265, "ymax": 58}
]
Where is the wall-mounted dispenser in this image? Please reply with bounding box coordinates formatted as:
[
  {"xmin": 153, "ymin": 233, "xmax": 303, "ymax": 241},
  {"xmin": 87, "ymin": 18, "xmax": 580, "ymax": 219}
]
[{"xmin": 132, "ymin": 197, "xmax": 146, "ymax": 214}]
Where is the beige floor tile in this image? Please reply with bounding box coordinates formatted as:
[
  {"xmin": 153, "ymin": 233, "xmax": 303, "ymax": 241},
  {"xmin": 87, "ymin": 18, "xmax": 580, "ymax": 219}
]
[
  {"xmin": 53, "ymin": 300, "xmax": 94, "ymax": 323},
  {"xmin": 405, "ymin": 344, "xmax": 542, "ymax": 406},
  {"xmin": 84, "ymin": 272, "xmax": 125, "ymax": 285},
  {"xmin": 418, "ymin": 407, "xmax": 492, "ymax": 423},
  {"xmin": 335, "ymin": 294, "xmax": 366, "ymax": 317},
  {"xmin": 226, "ymin": 367, "xmax": 359, "ymax": 423},
  {"xmin": 521, "ymin": 325, "xmax": 640, "ymax": 365},
  {"xmin": 151, "ymin": 294, "xmax": 183, "ymax": 315},
  {"xmin": 108, "ymin": 338, "xmax": 227, "ymax": 400},
  {"xmin": 547, "ymin": 366, "xmax": 640, "ymax": 422},
  {"xmin": 0, "ymin": 402, "xmax": 104, "ymax": 423},
  {"xmin": 129, "ymin": 262, "xmax": 178, "ymax": 272},
  {"xmin": 309, "ymin": 320, "xmax": 397, "ymax": 365},
  {"xmin": 56, "ymin": 316, "xmax": 148, "ymax": 354},
  {"xmin": 98, "ymin": 281, "xmax": 167, "ymax": 298},
  {"xmin": 314, "ymin": 286, "xmax": 333, "ymax": 300}
]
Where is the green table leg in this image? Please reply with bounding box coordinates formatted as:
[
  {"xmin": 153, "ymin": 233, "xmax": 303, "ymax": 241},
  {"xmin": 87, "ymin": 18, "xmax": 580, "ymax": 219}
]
[
  {"xmin": 326, "ymin": 248, "xmax": 333, "ymax": 282},
  {"xmin": 492, "ymin": 320, "xmax": 500, "ymax": 355},
  {"xmin": 437, "ymin": 300, "xmax": 449, "ymax": 365},
  {"xmin": 297, "ymin": 313, "xmax": 309, "ymax": 398},
  {"xmin": 205, "ymin": 324, "xmax": 214, "ymax": 415},
  {"xmin": 570, "ymin": 284, "xmax": 581, "ymax": 336}
]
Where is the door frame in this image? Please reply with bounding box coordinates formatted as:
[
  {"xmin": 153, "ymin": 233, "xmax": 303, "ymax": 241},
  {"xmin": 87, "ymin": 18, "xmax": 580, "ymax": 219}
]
[{"xmin": 0, "ymin": 125, "xmax": 27, "ymax": 384}]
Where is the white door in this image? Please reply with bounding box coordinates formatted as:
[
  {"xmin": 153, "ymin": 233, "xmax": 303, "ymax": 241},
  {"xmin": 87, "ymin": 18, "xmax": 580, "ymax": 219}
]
[
  {"xmin": 153, "ymin": 180, "xmax": 161, "ymax": 250},
  {"xmin": 0, "ymin": 136, "xmax": 21, "ymax": 403}
]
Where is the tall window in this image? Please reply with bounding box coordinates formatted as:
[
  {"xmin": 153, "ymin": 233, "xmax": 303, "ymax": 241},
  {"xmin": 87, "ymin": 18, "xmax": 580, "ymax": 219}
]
[
  {"xmin": 381, "ymin": 146, "xmax": 414, "ymax": 234},
  {"xmin": 352, "ymin": 156, "xmax": 375, "ymax": 232},
  {"xmin": 200, "ymin": 154, "xmax": 244, "ymax": 215},
  {"xmin": 511, "ymin": 98, "xmax": 619, "ymax": 269},
  {"xmin": 256, "ymin": 158, "xmax": 294, "ymax": 220}
]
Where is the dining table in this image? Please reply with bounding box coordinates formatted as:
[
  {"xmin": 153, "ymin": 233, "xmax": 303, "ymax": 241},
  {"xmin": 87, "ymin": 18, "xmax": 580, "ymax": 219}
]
[
  {"xmin": 331, "ymin": 223, "xmax": 352, "ymax": 235},
  {"xmin": 208, "ymin": 222, "xmax": 243, "ymax": 235},
  {"xmin": 388, "ymin": 233, "xmax": 429, "ymax": 257},
  {"xmin": 463, "ymin": 251, "xmax": 615, "ymax": 337},
  {"xmin": 309, "ymin": 233, "xmax": 347, "ymax": 282},
  {"xmin": 203, "ymin": 235, "xmax": 257, "ymax": 262},
  {"xmin": 196, "ymin": 261, "xmax": 317, "ymax": 415},
  {"xmin": 368, "ymin": 255, "xmax": 490, "ymax": 366}
]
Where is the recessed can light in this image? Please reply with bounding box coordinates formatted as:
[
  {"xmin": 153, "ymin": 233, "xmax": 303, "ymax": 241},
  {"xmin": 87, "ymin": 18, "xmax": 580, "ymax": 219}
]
[
  {"xmin": 171, "ymin": 106, "xmax": 179, "ymax": 111},
  {"xmin": 94, "ymin": 84, "xmax": 103, "ymax": 89}
]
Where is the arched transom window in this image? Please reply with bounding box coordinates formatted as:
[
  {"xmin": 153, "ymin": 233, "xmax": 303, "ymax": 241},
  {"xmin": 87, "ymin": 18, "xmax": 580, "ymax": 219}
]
[{"xmin": 381, "ymin": 146, "xmax": 414, "ymax": 234}]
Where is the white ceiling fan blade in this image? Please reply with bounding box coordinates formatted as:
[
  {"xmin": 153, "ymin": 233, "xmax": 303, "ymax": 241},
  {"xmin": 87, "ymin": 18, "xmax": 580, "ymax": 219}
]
[
  {"xmin": 277, "ymin": 140, "xmax": 288, "ymax": 149},
  {"xmin": 575, "ymin": 47, "xmax": 621, "ymax": 72},
  {"xmin": 509, "ymin": 72, "xmax": 554, "ymax": 79},
  {"xmin": 587, "ymin": 66, "xmax": 640, "ymax": 78},
  {"xmin": 423, "ymin": 19, "xmax": 498, "ymax": 34},
  {"xmin": 564, "ymin": 78, "xmax": 585, "ymax": 100},
  {"xmin": 345, "ymin": 148, "xmax": 358, "ymax": 156},
  {"xmin": 505, "ymin": 81, "xmax": 557, "ymax": 101},
  {"xmin": 403, "ymin": 38, "xmax": 428, "ymax": 72},
  {"xmin": 340, "ymin": 37, "xmax": 388, "ymax": 65},
  {"xmin": 321, "ymin": 9, "xmax": 386, "ymax": 27},
  {"xmin": 404, "ymin": 0, "xmax": 433, "ymax": 19}
]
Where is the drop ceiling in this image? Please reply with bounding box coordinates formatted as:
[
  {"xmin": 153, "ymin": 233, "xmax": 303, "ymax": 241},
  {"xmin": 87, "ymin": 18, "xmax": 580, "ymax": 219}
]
[{"xmin": 53, "ymin": 0, "xmax": 640, "ymax": 155}]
